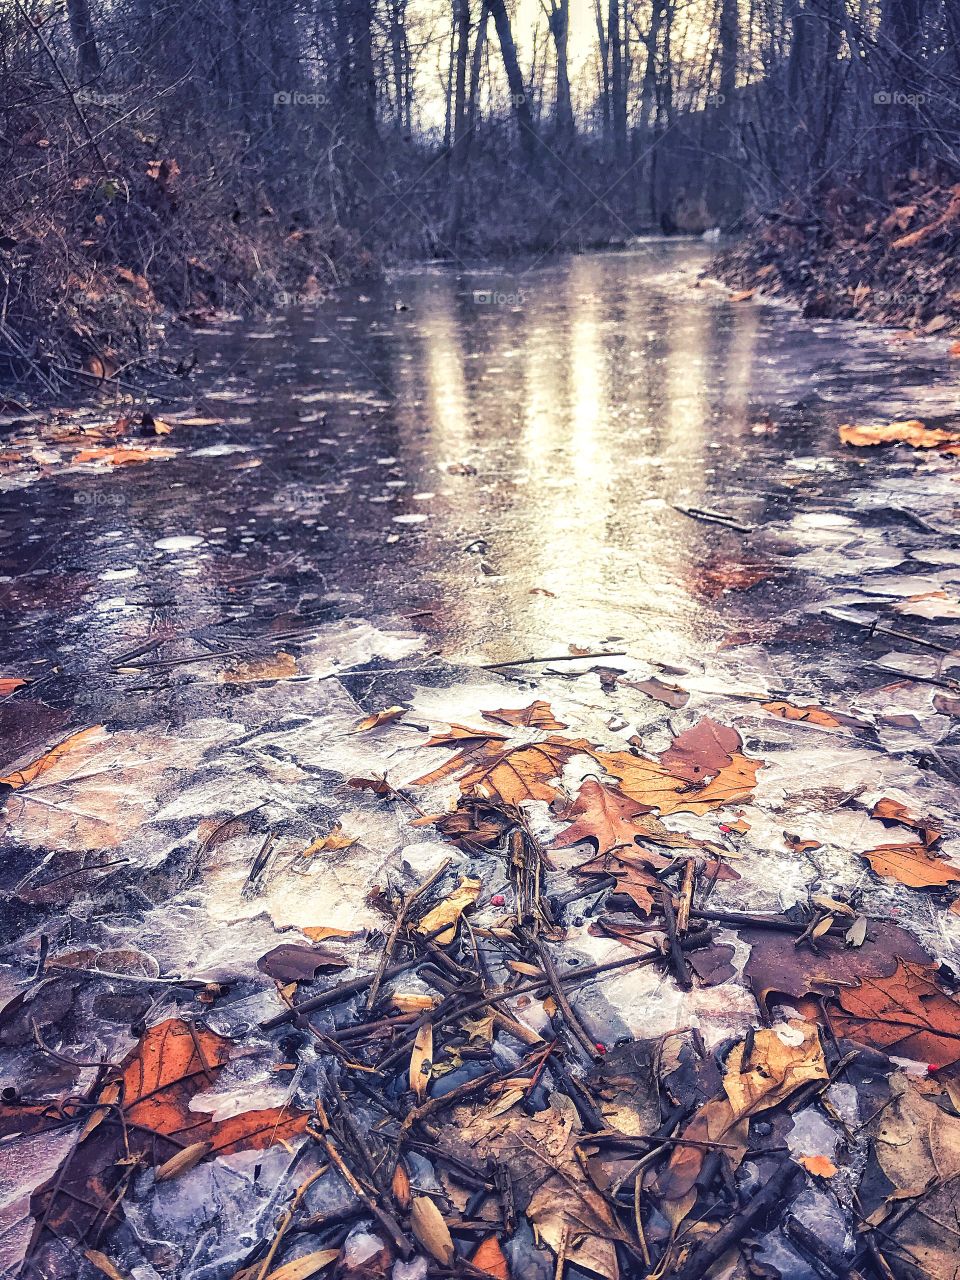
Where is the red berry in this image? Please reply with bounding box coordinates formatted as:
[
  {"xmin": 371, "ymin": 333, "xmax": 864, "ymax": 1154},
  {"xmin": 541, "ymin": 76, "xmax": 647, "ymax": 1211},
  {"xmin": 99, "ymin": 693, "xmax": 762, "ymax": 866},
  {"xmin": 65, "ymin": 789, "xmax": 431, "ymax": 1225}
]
[
  {"xmin": 595, "ymin": 1042, "xmax": 607, "ymax": 1054},
  {"xmin": 491, "ymin": 894, "xmax": 505, "ymax": 906}
]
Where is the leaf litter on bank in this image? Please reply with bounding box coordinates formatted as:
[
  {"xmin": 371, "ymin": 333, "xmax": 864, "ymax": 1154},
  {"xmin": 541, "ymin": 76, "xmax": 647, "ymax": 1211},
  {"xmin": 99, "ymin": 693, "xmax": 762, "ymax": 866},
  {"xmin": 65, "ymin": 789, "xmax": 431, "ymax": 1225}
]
[{"xmin": 9, "ymin": 684, "xmax": 960, "ymax": 1280}]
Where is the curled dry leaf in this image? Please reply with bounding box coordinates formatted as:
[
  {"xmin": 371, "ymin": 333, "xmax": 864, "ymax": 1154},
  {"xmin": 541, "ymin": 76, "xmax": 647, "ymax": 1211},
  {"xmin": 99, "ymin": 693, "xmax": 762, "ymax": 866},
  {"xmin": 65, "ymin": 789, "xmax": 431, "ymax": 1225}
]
[
  {"xmin": 84, "ymin": 1251, "xmax": 129, "ymax": 1280},
  {"xmin": 0, "ymin": 677, "xmax": 27, "ymax": 696},
  {"xmin": 761, "ymin": 700, "xmax": 844, "ymax": 729},
  {"xmin": 722, "ymin": 1021, "xmax": 827, "ymax": 1119},
  {"xmin": 871, "ymin": 796, "xmax": 941, "ymax": 847},
  {"xmin": 301, "ymin": 825, "xmax": 356, "ymax": 856},
  {"xmin": 154, "ymin": 1140, "xmax": 212, "ymax": 1181},
  {"xmin": 416, "ymin": 875, "xmax": 481, "ymax": 944},
  {"xmin": 262, "ymin": 1251, "xmax": 339, "ymax": 1280},
  {"xmin": 409, "ymin": 1195, "xmax": 455, "ymax": 1265},
  {"xmin": 409, "ymin": 1022, "xmax": 433, "ymax": 1101},
  {"xmin": 352, "ymin": 705, "xmax": 406, "ymax": 732}
]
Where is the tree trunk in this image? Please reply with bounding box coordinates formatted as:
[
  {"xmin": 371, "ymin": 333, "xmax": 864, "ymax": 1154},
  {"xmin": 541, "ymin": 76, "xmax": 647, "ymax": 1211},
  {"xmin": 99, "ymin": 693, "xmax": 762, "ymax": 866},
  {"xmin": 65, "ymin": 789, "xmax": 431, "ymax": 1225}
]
[
  {"xmin": 608, "ymin": 0, "xmax": 627, "ymax": 167},
  {"xmin": 880, "ymin": 0, "xmax": 927, "ymax": 173},
  {"xmin": 595, "ymin": 0, "xmax": 611, "ymax": 141},
  {"xmin": 488, "ymin": 0, "xmax": 539, "ymax": 166},
  {"xmin": 446, "ymin": 0, "xmax": 471, "ymax": 246},
  {"xmin": 546, "ymin": 0, "xmax": 574, "ymax": 138},
  {"xmin": 66, "ymin": 0, "xmax": 102, "ymax": 83}
]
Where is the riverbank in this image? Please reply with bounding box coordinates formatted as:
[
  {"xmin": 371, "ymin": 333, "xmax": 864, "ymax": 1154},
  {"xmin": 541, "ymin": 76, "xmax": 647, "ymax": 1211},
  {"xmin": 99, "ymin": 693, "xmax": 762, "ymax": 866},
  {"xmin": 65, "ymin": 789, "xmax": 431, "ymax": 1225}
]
[{"xmin": 712, "ymin": 178, "xmax": 960, "ymax": 337}]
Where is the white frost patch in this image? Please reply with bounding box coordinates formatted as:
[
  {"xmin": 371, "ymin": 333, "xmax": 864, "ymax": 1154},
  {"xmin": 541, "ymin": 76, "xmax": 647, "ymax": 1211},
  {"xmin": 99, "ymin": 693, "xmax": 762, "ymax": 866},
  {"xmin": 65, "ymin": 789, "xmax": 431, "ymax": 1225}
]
[{"xmin": 154, "ymin": 534, "xmax": 204, "ymax": 551}]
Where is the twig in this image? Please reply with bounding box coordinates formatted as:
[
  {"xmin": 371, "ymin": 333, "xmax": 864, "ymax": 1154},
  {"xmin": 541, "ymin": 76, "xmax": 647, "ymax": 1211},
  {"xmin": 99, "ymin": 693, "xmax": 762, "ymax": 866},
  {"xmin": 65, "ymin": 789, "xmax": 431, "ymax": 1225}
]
[
  {"xmin": 480, "ymin": 650, "xmax": 626, "ymax": 669},
  {"xmin": 321, "ymin": 1136, "xmax": 412, "ymax": 1257},
  {"xmin": 261, "ymin": 956, "xmax": 427, "ymax": 1031},
  {"xmin": 659, "ymin": 889, "xmax": 692, "ymax": 991},
  {"xmin": 253, "ymin": 1163, "xmax": 329, "ymax": 1280},
  {"xmin": 676, "ymin": 859, "xmax": 696, "ymax": 935},
  {"xmin": 672, "ymin": 503, "xmax": 754, "ymax": 533},
  {"xmin": 525, "ymin": 930, "xmax": 600, "ymax": 1060},
  {"xmin": 670, "ymin": 1159, "xmax": 798, "ymax": 1280},
  {"xmin": 366, "ymin": 858, "xmax": 452, "ymax": 1012}
]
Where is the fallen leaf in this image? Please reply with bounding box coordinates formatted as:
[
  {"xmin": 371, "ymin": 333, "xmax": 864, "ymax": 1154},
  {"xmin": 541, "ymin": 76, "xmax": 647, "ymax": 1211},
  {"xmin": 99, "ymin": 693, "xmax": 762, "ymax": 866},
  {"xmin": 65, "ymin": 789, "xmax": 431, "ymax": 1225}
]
[
  {"xmin": 865, "ymin": 1074, "xmax": 960, "ymax": 1280},
  {"xmin": 409, "ymin": 1195, "xmax": 454, "ymax": 1265},
  {"xmin": 799, "ymin": 1154, "xmax": 837, "ymax": 1177},
  {"xmin": 301, "ymin": 926, "xmax": 357, "ymax": 943},
  {"xmin": 620, "ymin": 676, "xmax": 690, "ymax": 708},
  {"xmin": 257, "ymin": 944, "xmax": 348, "ymax": 981},
  {"xmin": 481, "ymin": 700, "xmax": 568, "ymax": 731},
  {"xmin": 445, "ymin": 1100, "xmax": 627, "ymax": 1279},
  {"xmin": 839, "ymin": 419, "xmax": 960, "ymax": 449},
  {"xmin": 352, "ymin": 705, "xmax": 406, "ymax": 732},
  {"xmin": 219, "ymin": 652, "xmax": 298, "ymax": 683},
  {"xmin": 1, "ymin": 724, "xmax": 201, "ymax": 852},
  {"xmin": 579, "ymin": 846, "xmax": 672, "ymax": 915},
  {"xmin": 416, "ymin": 875, "xmax": 481, "ymax": 943},
  {"xmin": 553, "ymin": 780, "xmax": 658, "ymax": 855},
  {"xmin": 301, "ymin": 825, "xmax": 356, "ymax": 856},
  {"xmin": 861, "ymin": 842, "xmax": 960, "ymax": 889},
  {"xmin": 0, "ymin": 677, "xmax": 27, "ymax": 696},
  {"xmin": 661, "ymin": 717, "xmax": 741, "ymax": 782},
  {"xmin": 73, "ymin": 444, "xmax": 177, "ymax": 465},
  {"xmin": 471, "ymin": 1235, "xmax": 509, "ymax": 1279},
  {"xmin": 414, "ymin": 728, "xmax": 593, "ymax": 807},
  {"xmin": 264, "ymin": 1252, "xmax": 339, "ymax": 1280},
  {"xmin": 84, "ymin": 1251, "xmax": 129, "ymax": 1280},
  {"xmin": 831, "ymin": 961, "xmax": 960, "ymax": 1067},
  {"xmin": 409, "ymin": 1022, "xmax": 433, "ymax": 1100},
  {"xmin": 154, "ymin": 1140, "xmax": 212, "ymax": 1181},
  {"xmin": 26, "ymin": 1018, "xmax": 308, "ymax": 1246},
  {"xmin": 871, "ymin": 797, "xmax": 942, "ymax": 847},
  {"xmin": 761, "ymin": 700, "xmax": 844, "ymax": 729},
  {"xmin": 0, "ymin": 724, "xmax": 106, "ymax": 790},
  {"xmin": 742, "ymin": 919, "xmax": 932, "ymax": 1016},
  {"xmin": 722, "ymin": 1021, "xmax": 827, "ymax": 1119}
]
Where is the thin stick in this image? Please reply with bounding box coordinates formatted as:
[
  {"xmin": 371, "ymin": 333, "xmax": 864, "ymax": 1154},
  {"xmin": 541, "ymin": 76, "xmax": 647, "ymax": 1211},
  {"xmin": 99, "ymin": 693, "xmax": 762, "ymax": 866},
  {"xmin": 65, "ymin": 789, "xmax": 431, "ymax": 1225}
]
[
  {"xmin": 366, "ymin": 858, "xmax": 451, "ymax": 1012},
  {"xmin": 253, "ymin": 1163, "xmax": 328, "ymax": 1280},
  {"xmin": 480, "ymin": 650, "xmax": 626, "ymax": 670},
  {"xmin": 660, "ymin": 889, "xmax": 692, "ymax": 991},
  {"xmin": 527, "ymin": 931, "xmax": 600, "ymax": 1060},
  {"xmin": 676, "ymin": 859, "xmax": 696, "ymax": 935},
  {"xmin": 322, "ymin": 1137, "xmax": 412, "ymax": 1257}
]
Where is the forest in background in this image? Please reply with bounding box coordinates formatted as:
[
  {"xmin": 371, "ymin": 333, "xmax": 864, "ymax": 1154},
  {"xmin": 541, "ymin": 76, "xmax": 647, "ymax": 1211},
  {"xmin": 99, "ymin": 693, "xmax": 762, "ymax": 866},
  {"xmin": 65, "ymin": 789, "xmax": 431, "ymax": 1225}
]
[{"xmin": 1, "ymin": 0, "xmax": 959, "ymax": 390}]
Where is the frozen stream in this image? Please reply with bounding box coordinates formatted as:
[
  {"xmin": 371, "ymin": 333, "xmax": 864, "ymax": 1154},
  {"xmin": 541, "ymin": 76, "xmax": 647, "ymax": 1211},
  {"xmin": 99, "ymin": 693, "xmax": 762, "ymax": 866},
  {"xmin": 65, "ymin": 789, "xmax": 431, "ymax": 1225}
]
[{"xmin": 3, "ymin": 242, "xmax": 960, "ymax": 1278}]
